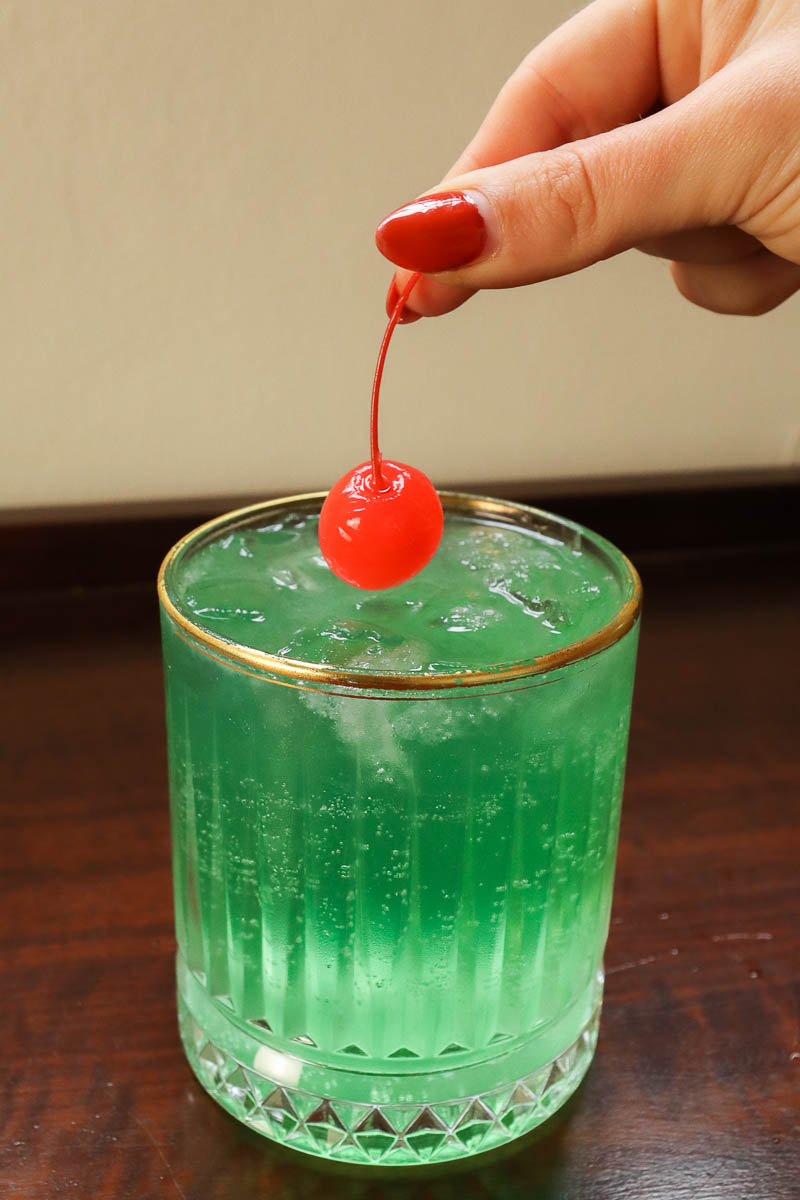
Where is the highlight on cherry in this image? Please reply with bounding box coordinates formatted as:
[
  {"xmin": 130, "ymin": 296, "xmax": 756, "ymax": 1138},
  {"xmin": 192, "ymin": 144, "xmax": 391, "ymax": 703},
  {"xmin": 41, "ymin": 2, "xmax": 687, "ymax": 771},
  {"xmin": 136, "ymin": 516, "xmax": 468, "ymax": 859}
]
[{"xmin": 319, "ymin": 273, "xmax": 443, "ymax": 590}]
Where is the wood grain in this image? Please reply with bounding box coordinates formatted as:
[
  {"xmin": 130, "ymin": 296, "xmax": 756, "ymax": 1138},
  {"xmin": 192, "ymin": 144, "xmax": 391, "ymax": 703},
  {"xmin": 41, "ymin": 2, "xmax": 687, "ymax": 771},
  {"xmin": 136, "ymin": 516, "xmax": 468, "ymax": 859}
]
[{"xmin": 1, "ymin": 547, "xmax": 798, "ymax": 1199}]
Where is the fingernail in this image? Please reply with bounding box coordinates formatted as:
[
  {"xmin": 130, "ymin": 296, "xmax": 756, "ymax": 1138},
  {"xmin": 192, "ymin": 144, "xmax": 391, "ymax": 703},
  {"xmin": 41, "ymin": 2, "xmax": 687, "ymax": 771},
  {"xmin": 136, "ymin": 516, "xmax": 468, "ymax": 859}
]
[
  {"xmin": 376, "ymin": 191, "xmax": 487, "ymax": 273},
  {"xmin": 386, "ymin": 277, "xmax": 422, "ymax": 323}
]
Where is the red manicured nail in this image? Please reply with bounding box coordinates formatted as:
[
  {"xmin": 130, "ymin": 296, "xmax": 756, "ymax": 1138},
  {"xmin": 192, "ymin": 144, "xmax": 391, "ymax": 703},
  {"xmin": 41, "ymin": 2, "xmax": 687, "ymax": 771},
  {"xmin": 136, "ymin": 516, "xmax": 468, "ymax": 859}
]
[
  {"xmin": 386, "ymin": 277, "xmax": 422, "ymax": 323},
  {"xmin": 376, "ymin": 191, "xmax": 487, "ymax": 273}
]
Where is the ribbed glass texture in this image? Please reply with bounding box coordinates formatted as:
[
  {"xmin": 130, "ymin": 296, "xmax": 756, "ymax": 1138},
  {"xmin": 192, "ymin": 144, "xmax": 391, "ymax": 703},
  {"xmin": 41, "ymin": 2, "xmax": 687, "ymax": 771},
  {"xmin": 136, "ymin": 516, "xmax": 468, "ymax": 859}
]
[{"xmin": 160, "ymin": 501, "xmax": 639, "ymax": 1164}]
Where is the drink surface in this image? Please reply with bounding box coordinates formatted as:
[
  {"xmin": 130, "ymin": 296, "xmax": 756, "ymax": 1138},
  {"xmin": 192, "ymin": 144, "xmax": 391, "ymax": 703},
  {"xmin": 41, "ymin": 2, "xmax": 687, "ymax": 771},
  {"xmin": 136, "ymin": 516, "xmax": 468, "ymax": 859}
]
[{"xmin": 175, "ymin": 509, "xmax": 625, "ymax": 672}]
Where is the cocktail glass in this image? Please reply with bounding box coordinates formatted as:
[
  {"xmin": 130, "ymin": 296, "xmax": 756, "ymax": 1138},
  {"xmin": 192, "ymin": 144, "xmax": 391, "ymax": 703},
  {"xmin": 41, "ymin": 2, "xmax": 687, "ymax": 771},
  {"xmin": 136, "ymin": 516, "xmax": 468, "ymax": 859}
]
[{"xmin": 158, "ymin": 492, "xmax": 641, "ymax": 1166}]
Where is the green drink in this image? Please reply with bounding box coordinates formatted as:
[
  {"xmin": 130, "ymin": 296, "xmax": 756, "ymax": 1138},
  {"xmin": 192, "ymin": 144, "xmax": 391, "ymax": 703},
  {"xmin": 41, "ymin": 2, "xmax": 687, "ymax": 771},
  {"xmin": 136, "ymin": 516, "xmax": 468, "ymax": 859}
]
[{"xmin": 159, "ymin": 493, "xmax": 640, "ymax": 1165}]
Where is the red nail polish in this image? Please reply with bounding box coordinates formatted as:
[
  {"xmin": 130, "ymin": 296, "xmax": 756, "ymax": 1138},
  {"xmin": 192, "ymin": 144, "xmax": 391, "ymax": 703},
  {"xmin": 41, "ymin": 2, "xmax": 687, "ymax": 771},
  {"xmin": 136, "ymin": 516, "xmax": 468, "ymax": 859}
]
[
  {"xmin": 386, "ymin": 277, "xmax": 422, "ymax": 323},
  {"xmin": 376, "ymin": 191, "xmax": 487, "ymax": 273}
]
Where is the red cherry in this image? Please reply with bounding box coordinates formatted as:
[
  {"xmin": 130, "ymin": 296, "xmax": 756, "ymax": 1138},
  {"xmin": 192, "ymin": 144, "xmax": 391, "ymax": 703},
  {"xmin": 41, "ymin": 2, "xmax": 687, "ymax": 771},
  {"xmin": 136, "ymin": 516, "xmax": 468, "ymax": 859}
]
[
  {"xmin": 319, "ymin": 458, "xmax": 443, "ymax": 590},
  {"xmin": 320, "ymin": 272, "xmax": 439, "ymax": 589}
]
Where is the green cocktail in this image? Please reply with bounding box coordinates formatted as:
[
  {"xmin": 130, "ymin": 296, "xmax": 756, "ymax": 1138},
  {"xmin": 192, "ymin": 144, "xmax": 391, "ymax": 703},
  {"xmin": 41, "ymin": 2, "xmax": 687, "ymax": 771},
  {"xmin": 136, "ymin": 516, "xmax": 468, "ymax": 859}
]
[{"xmin": 159, "ymin": 492, "xmax": 640, "ymax": 1165}]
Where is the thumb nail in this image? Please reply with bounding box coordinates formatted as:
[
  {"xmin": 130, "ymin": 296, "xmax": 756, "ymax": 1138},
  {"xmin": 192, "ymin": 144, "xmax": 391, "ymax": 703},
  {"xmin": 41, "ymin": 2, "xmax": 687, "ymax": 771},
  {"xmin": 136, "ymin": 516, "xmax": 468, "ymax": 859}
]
[{"xmin": 376, "ymin": 191, "xmax": 487, "ymax": 273}]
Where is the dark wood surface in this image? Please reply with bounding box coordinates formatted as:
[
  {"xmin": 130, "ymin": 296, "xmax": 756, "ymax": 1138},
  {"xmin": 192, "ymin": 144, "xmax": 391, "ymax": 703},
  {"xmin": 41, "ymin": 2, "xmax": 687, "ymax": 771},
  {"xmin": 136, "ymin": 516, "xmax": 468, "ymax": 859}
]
[{"xmin": 1, "ymin": 545, "xmax": 798, "ymax": 1199}]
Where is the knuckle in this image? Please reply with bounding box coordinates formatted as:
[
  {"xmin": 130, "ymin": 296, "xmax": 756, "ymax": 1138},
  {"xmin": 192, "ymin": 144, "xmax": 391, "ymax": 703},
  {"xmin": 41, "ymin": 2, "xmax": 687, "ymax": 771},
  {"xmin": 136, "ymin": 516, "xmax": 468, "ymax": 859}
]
[
  {"xmin": 516, "ymin": 60, "xmax": 590, "ymax": 143},
  {"xmin": 534, "ymin": 146, "xmax": 600, "ymax": 246},
  {"xmin": 723, "ymin": 56, "xmax": 800, "ymax": 228}
]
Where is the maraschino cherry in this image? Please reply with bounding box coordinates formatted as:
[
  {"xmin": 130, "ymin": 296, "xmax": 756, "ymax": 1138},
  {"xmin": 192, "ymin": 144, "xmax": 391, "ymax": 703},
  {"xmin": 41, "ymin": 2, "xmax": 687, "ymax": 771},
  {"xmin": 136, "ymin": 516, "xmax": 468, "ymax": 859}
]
[{"xmin": 319, "ymin": 273, "xmax": 443, "ymax": 590}]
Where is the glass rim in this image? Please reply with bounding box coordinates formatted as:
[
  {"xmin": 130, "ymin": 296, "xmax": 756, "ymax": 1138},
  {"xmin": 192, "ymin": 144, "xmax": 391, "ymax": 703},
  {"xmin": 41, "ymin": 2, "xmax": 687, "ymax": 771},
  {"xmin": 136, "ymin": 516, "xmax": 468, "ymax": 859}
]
[{"xmin": 157, "ymin": 491, "xmax": 642, "ymax": 693}]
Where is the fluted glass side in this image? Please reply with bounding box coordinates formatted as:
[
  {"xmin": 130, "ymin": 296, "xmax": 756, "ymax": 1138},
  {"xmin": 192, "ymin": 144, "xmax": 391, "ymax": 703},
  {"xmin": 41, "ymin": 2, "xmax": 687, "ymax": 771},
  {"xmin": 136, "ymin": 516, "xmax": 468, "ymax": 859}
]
[{"xmin": 162, "ymin": 616, "xmax": 637, "ymax": 1160}]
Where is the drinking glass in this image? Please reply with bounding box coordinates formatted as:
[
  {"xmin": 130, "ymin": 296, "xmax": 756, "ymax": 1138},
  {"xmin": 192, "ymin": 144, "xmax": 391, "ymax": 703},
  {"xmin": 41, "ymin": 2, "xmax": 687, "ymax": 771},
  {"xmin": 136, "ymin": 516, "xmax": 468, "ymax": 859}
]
[{"xmin": 158, "ymin": 493, "xmax": 641, "ymax": 1165}]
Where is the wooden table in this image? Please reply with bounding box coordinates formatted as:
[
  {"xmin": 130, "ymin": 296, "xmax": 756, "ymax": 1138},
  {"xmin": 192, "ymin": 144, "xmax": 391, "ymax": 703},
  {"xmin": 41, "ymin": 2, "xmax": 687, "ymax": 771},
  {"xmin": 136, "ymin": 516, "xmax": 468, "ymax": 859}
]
[{"xmin": 2, "ymin": 545, "xmax": 798, "ymax": 1198}]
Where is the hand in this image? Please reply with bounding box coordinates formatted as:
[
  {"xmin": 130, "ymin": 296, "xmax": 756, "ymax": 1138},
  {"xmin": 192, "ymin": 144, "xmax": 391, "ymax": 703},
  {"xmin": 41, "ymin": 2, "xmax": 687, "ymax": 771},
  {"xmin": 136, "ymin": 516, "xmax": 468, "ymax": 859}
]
[{"xmin": 377, "ymin": 0, "xmax": 800, "ymax": 321}]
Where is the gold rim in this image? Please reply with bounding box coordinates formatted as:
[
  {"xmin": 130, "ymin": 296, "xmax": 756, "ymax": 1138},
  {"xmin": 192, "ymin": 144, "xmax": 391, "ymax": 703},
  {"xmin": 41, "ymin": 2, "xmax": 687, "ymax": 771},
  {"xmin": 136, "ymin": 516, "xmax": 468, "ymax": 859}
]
[{"xmin": 157, "ymin": 492, "xmax": 642, "ymax": 693}]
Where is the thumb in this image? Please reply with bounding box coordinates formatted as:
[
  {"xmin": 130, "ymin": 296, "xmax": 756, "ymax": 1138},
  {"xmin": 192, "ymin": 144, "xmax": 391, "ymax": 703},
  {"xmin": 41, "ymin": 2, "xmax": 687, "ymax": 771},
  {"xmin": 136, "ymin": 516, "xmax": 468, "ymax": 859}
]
[{"xmin": 377, "ymin": 51, "xmax": 796, "ymax": 289}]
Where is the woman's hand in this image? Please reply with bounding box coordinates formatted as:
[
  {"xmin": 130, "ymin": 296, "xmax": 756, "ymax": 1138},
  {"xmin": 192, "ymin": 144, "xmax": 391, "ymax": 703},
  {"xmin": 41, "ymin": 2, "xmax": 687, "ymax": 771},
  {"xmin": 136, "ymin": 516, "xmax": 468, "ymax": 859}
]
[{"xmin": 377, "ymin": 0, "xmax": 800, "ymax": 320}]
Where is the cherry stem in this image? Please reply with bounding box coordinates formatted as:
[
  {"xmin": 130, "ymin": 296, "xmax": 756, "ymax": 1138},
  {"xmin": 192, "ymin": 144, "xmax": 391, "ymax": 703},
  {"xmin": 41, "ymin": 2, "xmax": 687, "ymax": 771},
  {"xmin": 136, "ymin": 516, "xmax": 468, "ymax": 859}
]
[{"xmin": 369, "ymin": 272, "xmax": 421, "ymax": 489}]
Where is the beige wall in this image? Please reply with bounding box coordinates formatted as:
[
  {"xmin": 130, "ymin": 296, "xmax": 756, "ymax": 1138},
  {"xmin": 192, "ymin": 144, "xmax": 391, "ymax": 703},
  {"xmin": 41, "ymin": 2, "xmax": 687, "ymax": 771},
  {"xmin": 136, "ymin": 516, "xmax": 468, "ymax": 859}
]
[{"xmin": 1, "ymin": 0, "xmax": 798, "ymax": 512}]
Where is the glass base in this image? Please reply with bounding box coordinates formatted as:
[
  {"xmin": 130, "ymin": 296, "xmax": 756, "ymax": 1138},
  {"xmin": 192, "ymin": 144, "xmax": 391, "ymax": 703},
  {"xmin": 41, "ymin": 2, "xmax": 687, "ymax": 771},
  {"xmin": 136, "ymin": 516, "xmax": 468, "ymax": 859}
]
[{"xmin": 177, "ymin": 958, "xmax": 602, "ymax": 1166}]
